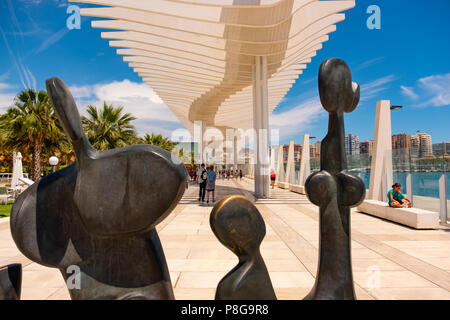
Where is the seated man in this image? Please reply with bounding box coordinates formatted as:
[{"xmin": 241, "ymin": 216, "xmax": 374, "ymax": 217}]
[{"xmin": 388, "ymin": 183, "xmax": 412, "ymax": 208}]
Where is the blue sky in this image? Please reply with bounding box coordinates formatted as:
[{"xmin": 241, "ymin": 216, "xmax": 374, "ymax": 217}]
[{"xmin": 0, "ymin": 0, "xmax": 449, "ymax": 145}]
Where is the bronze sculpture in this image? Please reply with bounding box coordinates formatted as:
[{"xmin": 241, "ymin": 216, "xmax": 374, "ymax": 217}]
[
  {"xmin": 210, "ymin": 195, "xmax": 277, "ymax": 300},
  {"xmin": 10, "ymin": 78, "xmax": 187, "ymax": 300},
  {"xmin": 0, "ymin": 263, "xmax": 22, "ymax": 300},
  {"xmin": 304, "ymin": 58, "xmax": 366, "ymax": 300}
]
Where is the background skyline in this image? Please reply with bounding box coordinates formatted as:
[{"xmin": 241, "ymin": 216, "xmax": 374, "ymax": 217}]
[{"xmin": 0, "ymin": 0, "xmax": 449, "ymax": 145}]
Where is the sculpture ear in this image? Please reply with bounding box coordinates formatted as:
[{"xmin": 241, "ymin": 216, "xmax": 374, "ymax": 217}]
[
  {"xmin": 304, "ymin": 170, "xmax": 336, "ymax": 206},
  {"xmin": 338, "ymin": 171, "xmax": 366, "ymax": 207},
  {"xmin": 318, "ymin": 58, "xmax": 354, "ymax": 113},
  {"xmin": 344, "ymin": 82, "xmax": 360, "ymax": 113},
  {"xmin": 46, "ymin": 77, "xmax": 84, "ymax": 142}
]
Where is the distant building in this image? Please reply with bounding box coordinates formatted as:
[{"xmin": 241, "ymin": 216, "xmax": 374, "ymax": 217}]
[
  {"xmin": 359, "ymin": 140, "xmax": 374, "ymax": 154},
  {"xmin": 283, "ymin": 144, "xmax": 301, "ymax": 162},
  {"xmin": 392, "ymin": 134, "xmax": 411, "ymax": 150},
  {"xmin": 309, "ymin": 144, "xmax": 315, "ymax": 159},
  {"xmin": 433, "ymin": 142, "xmax": 450, "ymax": 157},
  {"xmin": 410, "ymin": 134, "xmax": 420, "ymax": 158},
  {"xmin": 345, "ymin": 134, "xmax": 360, "ymax": 155},
  {"xmin": 294, "ymin": 145, "xmax": 301, "ymax": 162},
  {"xmin": 314, "ymin": 141, "xmax": 321, "ymax": 158},
  {"xmin": 411, "ymin": 132, "xmax": 433, "ymax": 158}
]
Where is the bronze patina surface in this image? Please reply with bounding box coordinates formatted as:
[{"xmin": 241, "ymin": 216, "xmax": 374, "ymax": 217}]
[
  {"xmin": 210, "ymin": 195, "xmax": 277, "ymax": 300},
  {"xmin": 10, "ymin": 78, "xmax": 187, "ymax": 300},
  {"xmin": 304, "ymin": 58, "xmax": 366, "ymax": 300}
]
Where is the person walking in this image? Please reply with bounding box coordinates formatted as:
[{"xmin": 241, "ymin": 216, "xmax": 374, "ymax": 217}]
[
  {"xmin": 198, "ymin": 163, "xmax": 207, "ymax": 202},
  {"xmin": 206, "ymin": 165, "xmax": 216, "ymax": 204},
  {"xmin": 193, "ymin": 166, "xmax": 198, "ymax": 184},
  {"xmin": 270, "ymin": 169, "xmax": 276, "ymax": 189},
  {"xmin": 239, "ymin": 170, "xmax": 243, "ymax": 180}
]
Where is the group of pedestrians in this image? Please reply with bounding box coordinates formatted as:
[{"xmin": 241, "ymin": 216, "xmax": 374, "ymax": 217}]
[
  {"xmin": 188, "ymin": 165, "xmax": 245, "ymax": 205},
  {"xmin": 197, "ymin": 163, "xmax": 216, "ymax": 204},
  {"xmin": 217, "ymin": 169, "xmax": 242, "ymax": 180}
]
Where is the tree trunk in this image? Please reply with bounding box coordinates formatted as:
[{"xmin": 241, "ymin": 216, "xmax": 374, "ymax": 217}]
[{"xmin": 32, "ymin": 142, "xmax": 42, "ymax": 181}]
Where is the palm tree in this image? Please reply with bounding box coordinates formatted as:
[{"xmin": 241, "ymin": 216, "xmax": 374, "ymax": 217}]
[
  {"xmin": 82, "ymin": 102, "xmax": 137, "ymax": 150},
  {"xmin": 141, "ymin": 133, "xmax": 176, "ymax": 152},
  {"xmin": 0, "ymin": 89, "xmax": 61, "ymax": 181}
]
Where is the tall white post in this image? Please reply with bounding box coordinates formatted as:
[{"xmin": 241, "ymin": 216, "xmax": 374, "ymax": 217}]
[
  {"xmin": 252, "ymin": 55, "xmax": 270, "ymax": 198},
  {"xmin": 194, "ymin": 120, "xmax": 206, "ymax": 164},
  {"xmin": 368, "ymin": 100, "xmax": 394, "ymax": 201},
  {"xmin": 298, "ymin": 134, "xmax": 310, "ymax": 186},
  {"xmin": 276, "ymin": 144, "xmax": 284, "ymax": 185},
  {"xmin": 285, "ymin": 141, "xmax": 295, "ymax": 185},
  {"xmin": 439, "ymin": 174, "xmax": 448, "ymax": 225},
  {"xmin": 406, "ymin": 173, "xmax": 413, "ymax": 202},
  {"xmin": 261, "ymin": 56, "xmax": 270, "ymax": 198},
  {"xmin": 233, "ymin": 135, "xmax": 238, "ymax": 171},
  {"xmin": 270, "ymin": 146, "xmax": 276, "ymax": 175},
  {"xmin": 253, "ymin": 56, "xmax": 262, "ymax": 197}
]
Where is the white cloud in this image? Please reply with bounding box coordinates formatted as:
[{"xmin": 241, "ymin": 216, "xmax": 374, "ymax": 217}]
[
  {"xmin": 0, "ymin": 80, "xmax": 16, "ymax": 113},
  {"xmin": 400, "ymin": 73, "xmax": 450, "ymax": 108},
  {"xmin": 93, "ymin": 80, "xmax": 163, "ymax": 104},
  {"xmin": 72, "ymin": 79, "xmax": 182, "ymax": 135},
  {"xmin": 68, "ymin": 85, "xmax": 92, "ymax": 99},
  {"xmin": 270, "ymin": 97, "xmax": 325, "ymax": 138},
  {"xmin": 400, "ymin": 85, "xmax": 419, "ymax": 100},
  {"xmin": 418, "ymin": 73, "xmax": 450, "ymax": 107},
  {"xmin": 360, "ymin": 74, "xmax": 397, "ymax": 101},
  {"xmin": 354, "ymin": 57, "xmax": 384, "ymax": 71}
]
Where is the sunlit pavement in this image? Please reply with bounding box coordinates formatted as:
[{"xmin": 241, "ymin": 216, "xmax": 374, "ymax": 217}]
[{"xmin": 1, "ymin": 177, "xmax": 449, "ymax": 300}]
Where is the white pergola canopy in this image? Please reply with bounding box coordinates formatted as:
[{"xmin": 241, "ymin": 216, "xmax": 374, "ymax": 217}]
[{"xmin": 70, "ymin": 0, "xmax": 355, "ymax": 134}]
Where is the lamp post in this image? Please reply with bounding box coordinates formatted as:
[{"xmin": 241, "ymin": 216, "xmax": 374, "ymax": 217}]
[{"xmin": 49, "ymin": 156, "xmax": 59, "ymax": 173}]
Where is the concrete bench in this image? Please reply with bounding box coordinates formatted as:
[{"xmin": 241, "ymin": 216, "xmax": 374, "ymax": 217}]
[
  {"xmin": 290, "ymin": 184, "xmax": 306, "ymax": 194},
  {"xmin": 357, "ymin": 199, "xmax": 439, "ymax": 229},
  {"xmin": 276, "ymin": 181, "xmax": 290, "ymax": 189}
]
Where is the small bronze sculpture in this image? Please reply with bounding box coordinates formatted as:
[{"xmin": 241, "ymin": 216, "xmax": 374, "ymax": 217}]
[
  {"xmin": 0, "ymin": 264, "xmax": 22, "ymax": 300},
  {"xmin": 210, "ymin": 195, "xmax": 277, "ymax": 300},
  {"xmin": 304, "ymin": 58, "xmax": 365, "ymax": 300},
  {"xmin": 10, "ymin": 78, "xmax": 187, "ymax": 300}
]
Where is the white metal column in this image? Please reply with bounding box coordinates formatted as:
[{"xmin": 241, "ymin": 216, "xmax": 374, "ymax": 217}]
[
  {"xmin": 252, "ymin": 56, "xmax": 270, "ymax": 198},
  {"xmin": 261, "ymin": 56, "xmax": 270, "ymax": 197}
]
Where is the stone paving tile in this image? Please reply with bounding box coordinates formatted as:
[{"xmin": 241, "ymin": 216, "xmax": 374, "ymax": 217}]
[
  {"xmin": 176, "ymin": 271, "xmax": 224, "ymax": 289},
  {"xmin": 1, "ymin": 178, "xmax": 449, "ymax": 300},
  {"xmin": 353, "ymin": 270, "xmax": 438, "ymax": 289},
  {"xmin": 368, "ymin": 287, "xmax": 450, "ymax": 300}
]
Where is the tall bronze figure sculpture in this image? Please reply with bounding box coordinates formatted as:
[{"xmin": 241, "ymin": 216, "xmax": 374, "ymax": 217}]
[
  {"xmin": 210, "ymin": 195, "xmax": 277, "ymax": 300},
  {"xmin": 10, "ymin": 77, "xmax": 187, "ymax": 300},
  {"xmin": 304, "ymin": 58, "xmax": 365, "ymax": 300},
  {"xmin": 0, "ymin": 263, "xmax": 22, "ymax": 300}
]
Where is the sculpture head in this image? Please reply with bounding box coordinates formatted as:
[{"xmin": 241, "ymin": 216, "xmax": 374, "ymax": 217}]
[
  {"xmin": 46, "ymin": 77, "xmax": 187, "ymax": 238},
  {"xmin": 210, "ymin": 195, "xmax": 265, "ymax": 256},
  {"xmin": 318, "ymin": 58, "xmax": 360, "ymax": 114}
]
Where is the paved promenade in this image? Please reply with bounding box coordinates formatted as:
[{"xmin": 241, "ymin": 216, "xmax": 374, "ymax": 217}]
[{"xmin": 1, "ymin": 177, "xmax": 449, "ymax": 300}]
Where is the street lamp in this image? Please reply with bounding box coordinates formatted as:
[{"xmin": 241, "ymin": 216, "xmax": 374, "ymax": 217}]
[
  {"xmin": 390, "ymin": 105, "xmax": 403, "ymax": 110},
  {"xmin": 49, "ymin": 156, "xmax": 59, "ymax": 173}
]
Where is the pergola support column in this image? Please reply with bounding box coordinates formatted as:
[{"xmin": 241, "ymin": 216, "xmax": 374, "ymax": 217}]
[{"xmin": 253, "ymin": 56, "xmax": 270, "ymax": 198}]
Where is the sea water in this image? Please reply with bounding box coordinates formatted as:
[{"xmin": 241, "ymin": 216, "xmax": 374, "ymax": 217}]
[{"xmin": 359, "ymin": 172, "xmax": 450, "ymax": 199}]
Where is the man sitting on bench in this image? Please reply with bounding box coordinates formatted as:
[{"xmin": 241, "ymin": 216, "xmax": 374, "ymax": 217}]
[{"xmin": 388, "ymin": 182, "xmax": 412, "ymax": 208}]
